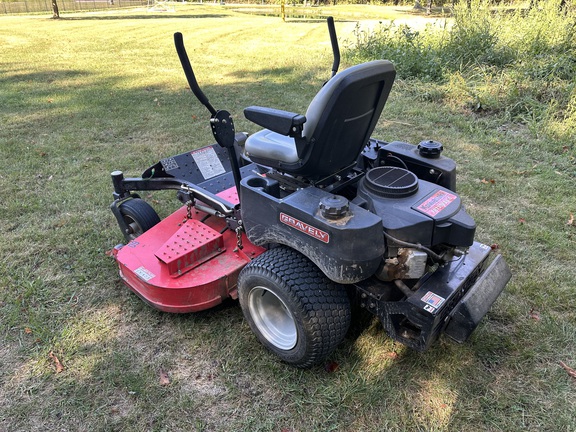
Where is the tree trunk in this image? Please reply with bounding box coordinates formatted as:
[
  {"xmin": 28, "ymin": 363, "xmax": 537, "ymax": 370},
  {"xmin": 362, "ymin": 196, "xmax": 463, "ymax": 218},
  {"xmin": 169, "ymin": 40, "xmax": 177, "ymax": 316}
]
[{"xmin": 52, "ymin": 0, "xmax": 60, "ymax": 18}]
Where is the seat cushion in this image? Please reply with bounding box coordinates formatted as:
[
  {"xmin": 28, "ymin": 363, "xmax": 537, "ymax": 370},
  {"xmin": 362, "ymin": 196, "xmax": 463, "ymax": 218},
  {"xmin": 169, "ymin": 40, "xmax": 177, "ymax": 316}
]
[{"xmin": 245, "ymin": 129, "xmax": 299, "ymax": 164}]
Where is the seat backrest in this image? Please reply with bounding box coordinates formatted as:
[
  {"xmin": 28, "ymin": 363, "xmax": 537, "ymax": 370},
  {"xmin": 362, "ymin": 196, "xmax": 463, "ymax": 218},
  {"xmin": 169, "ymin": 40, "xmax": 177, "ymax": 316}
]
[{"xmin": 295, "ymin": 60, "xmax": 396, "ymax": 180}]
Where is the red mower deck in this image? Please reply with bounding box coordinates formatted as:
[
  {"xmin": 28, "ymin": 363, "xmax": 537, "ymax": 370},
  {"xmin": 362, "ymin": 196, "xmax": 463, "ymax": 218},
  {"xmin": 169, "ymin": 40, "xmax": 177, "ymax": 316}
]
[{"xmin": 113, "ymin": 188, "xmax": 265, "ymax": 313}]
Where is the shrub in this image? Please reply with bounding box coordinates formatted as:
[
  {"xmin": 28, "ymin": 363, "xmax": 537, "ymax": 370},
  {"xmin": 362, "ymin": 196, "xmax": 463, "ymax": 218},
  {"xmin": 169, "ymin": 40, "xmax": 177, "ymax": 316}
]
[{"xmin": 344, "ymin": 0, "xmax": 576, "ymax": 139}]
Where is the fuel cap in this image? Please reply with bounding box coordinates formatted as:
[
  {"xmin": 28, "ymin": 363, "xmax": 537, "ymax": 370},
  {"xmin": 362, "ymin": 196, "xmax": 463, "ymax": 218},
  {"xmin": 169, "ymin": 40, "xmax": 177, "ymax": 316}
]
[
  {"xmin": 418, "ymin": 140, "xmax": 443, "ymax": 158},
  {"xmin": 319, "ymin": 195, "xmax": 349, "ymax": 220}
]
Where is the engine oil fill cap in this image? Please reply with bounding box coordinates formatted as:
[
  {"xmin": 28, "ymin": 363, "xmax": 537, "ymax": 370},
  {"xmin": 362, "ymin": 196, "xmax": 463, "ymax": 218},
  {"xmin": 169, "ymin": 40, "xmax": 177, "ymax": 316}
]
[{"xmin": 364, "ymin": 166, "xmax": 419, "ymax": 198}]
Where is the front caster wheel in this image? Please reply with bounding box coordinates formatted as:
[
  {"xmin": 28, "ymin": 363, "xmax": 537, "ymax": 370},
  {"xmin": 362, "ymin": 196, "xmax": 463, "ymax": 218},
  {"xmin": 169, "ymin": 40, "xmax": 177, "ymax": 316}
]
[
  {"xmin": 238, "ymin": 246, "xmax": 351, "ymax": 368},
  {"xmin": 118, "ymin": 198, "xmax": 160, "ymax": 240}
]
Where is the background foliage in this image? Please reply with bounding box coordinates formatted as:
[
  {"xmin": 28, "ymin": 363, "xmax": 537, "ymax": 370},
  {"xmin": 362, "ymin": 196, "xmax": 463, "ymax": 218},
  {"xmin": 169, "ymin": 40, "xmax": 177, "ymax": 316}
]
[{"xmin": 346, "ymin": 0, "xmax": 576, "ymax": 139}]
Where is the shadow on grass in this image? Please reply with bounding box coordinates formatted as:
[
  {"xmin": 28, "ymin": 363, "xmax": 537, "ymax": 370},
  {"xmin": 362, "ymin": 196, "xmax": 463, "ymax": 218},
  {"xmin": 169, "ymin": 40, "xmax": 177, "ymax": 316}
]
[{"xmin": 58, "ymin": 13, "xmax": 230, "ymax": 20}]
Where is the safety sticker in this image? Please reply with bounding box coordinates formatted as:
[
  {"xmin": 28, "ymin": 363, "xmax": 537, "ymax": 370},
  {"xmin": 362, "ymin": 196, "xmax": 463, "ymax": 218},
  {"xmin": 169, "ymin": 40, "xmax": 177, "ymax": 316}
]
[
  {"xmin": 161, "ymin": 157, "xmax": 179, "ymax": 171},
  {"xmin": 191, "ymin": 147, "xmax": 226, "ymax": 180},
  {"xmin": 280, "ymin": 212, "xmax": 330, "ymax": 243},
  {"xmin": 134, "ymin": 266, "xmax": 155, "ymax": 282},
  {"xmin": 416, "ymin": 190, "xmax": 457, "ymax": 217},
  {"xmin": 421, "ymin": 291, "xmax": 446, "ymax": 310}
]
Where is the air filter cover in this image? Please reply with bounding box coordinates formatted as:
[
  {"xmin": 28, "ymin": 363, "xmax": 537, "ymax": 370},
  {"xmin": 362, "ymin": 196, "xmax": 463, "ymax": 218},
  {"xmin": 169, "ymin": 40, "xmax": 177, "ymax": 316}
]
[{"xmin": 364, "ymin": 166, "xmax": 419, "ymax": 198}]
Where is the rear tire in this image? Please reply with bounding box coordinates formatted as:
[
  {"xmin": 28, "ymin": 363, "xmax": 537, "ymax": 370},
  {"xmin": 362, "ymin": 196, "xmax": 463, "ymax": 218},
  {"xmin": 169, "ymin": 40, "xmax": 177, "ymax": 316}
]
[
  {"xmin": 118, "ymin": 198, "xmax": 160, "ymax": 240},
  {"xmin": 238, "ymin": 247, "xmax": 351, "ymax": 368}
]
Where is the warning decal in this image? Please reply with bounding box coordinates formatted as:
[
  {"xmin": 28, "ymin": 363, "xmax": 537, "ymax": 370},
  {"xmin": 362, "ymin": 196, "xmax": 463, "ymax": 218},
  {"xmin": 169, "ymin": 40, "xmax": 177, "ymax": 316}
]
[
  {"xmin": 191, "ymin": 147, "xmax": 226, "ymax": 180},
  {"xmin": 161, "ymin": 157, "xmax": 179, "ymax": 171},
  {"xmin": 134, "ymin": 266, "xmax": 155, "ymax": 282},
  {"xmin": 416, "ymin": 190, "xmax": 457, "ymax": 217}
]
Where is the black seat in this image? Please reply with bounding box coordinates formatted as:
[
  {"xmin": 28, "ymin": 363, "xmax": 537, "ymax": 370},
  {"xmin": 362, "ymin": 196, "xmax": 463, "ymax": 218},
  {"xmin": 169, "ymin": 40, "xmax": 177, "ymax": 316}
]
[{"xmin": 243, "ymin": 60, "xmax": 396, "ymax": 182}]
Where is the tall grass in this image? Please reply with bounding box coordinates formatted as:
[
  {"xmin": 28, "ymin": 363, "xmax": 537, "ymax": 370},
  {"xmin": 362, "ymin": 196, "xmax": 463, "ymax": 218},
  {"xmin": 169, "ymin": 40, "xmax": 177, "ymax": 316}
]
[{"xmin": 345, "ymin": 0, "xmax": 576, "ymax": 139}]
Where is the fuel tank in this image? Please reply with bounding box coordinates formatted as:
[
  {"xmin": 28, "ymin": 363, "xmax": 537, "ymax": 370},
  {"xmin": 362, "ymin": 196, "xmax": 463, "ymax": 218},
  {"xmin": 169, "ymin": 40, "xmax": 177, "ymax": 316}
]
[{"xmin": 355, "ymin": 166, "xmax": 476, "ymax": 247}]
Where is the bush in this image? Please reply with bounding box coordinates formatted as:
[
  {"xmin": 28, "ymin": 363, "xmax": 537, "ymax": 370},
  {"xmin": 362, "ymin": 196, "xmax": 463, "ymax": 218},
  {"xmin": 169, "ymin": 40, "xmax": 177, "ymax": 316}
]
[
  {"xmin": 345, "ymin": 21, "xmax": 447, "ymax": 80},
  {"xmin": 344, "ymin": 0, "xmax": 576, "ymax": 139}
]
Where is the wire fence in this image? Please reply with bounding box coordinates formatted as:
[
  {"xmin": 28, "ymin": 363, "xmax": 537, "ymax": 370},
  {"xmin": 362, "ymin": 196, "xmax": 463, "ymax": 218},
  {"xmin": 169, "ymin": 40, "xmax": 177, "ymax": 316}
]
[{"xmin": 1, "ymin": 0, "xmax": 148, "ymax": 14}]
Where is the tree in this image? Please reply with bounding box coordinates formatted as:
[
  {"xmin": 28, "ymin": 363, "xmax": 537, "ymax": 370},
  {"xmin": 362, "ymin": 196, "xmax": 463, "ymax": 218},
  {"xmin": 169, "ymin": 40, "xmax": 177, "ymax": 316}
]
[{"xmin": 52, "ymin": 0, "xmax": 60, "ymax": 18}]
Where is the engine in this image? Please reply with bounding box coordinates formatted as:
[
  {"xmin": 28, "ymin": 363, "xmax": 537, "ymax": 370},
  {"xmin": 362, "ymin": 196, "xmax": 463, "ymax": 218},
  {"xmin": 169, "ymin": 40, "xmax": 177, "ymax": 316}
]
[{"xmin": 354, "ymin": 165, "xmax": 476, "ymax": 281}]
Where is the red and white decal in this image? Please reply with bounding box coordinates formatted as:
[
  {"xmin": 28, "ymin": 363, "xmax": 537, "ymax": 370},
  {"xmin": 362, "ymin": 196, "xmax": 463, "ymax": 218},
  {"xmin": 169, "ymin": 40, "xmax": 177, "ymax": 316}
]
[
  {"xmin": 421, "ymin": 291, "xmax": 446, "ymax": 310},
  {"xmin": 134, "ymin": 266, "xmax": 156, "ymax": 282},
  {"xmin": 280, "ymin": 212, "xmax": 330, "ymax": 243},
  {"xmin": 416, "ymin": 190, "xmax": 457, "ymax": 217}
]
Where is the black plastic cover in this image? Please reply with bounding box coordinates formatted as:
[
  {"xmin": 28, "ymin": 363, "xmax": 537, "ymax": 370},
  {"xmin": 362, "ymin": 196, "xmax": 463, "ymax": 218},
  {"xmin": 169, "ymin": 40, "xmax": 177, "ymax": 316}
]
[
  {"xmin": 240, "ymin": 176, "xmax": 384, "ymax": 283},
  {"xmin": 361, "ymin": 139, "xmax": 457, "ymax": 191},
  {"xmin": 357, "ymin": 173, "xmax": 476, "ymax": 247},
  {"xmin": 444, "ymin": 254, "xmax": 511, "ymax": 342}
]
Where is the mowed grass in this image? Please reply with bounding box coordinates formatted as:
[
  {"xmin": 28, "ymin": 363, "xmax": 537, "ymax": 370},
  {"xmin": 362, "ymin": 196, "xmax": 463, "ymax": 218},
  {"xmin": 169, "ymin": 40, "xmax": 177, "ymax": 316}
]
[{"xmin": 1, "ymin": 5, "xmax": 575, "ymax": 431}]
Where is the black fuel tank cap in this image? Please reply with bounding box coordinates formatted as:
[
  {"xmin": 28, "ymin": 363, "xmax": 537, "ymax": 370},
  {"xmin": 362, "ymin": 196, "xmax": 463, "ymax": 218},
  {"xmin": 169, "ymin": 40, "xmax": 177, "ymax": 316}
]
[
  {"xmin": 319, "ymin": 195, "xmax": 350, "ymax": 220},
  {"xmin": 418, "ymin": 140, "xmax": 443, "ymax": 158}
]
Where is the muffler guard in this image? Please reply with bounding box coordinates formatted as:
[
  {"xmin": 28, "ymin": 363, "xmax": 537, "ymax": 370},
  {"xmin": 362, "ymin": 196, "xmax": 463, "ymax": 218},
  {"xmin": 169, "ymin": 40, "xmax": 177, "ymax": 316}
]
[
  {"xmin": 444, "ymin": 254, "xmax": 511, "ymax": 342},
  {"xmin": 355, "ymin": 242, "xmax": 511, "ymax": 351}
]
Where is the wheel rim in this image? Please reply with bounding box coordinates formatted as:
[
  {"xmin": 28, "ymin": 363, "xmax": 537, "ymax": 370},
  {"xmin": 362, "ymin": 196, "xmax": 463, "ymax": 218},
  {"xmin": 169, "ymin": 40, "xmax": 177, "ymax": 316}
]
[
  {"xmin": 248, "ymin": 286, "xmax": 297, "ymax": 351},
  {"xmin": 123, "ymin": 215, "xmax": 142, "ymax": 238}
]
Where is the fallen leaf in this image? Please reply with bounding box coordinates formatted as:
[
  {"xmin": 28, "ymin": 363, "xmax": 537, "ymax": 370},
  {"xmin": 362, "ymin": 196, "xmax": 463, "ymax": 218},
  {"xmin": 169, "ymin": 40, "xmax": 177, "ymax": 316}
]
[
  {"xmin": 529, "ymin": 307, "xmax": 541, "ymax": 321},
  {"xmin": 559, "ymin": 361, "xmax": 576, "ymax": 380},
  {"xmin": 480, "ymin": 178, "xmax": 496, "ymax": 185},
  {"xmin": 324, "ymin": 361, "xmax": 340, "ymax": 373},
  {"xmin": 48, "ymin": 351, "xmax": 64, "ymax": 373},
  {"xmin": 159, "ymin": 369, "xmax": 170, "ymax": 386},
  {"xmin": 567, "ymin": 213, "xmax": 574, "ymax": 226},
  {"xmin": 24, "ymin": 327, "xmax": 33, "ymax": 334}
]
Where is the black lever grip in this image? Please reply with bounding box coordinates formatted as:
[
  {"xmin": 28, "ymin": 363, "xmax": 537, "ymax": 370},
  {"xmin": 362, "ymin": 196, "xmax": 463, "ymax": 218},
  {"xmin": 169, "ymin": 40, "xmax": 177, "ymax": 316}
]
[
  {"xmin": 174, "ymin": 32, "xmax": 217, "ymax": 116},
  {"xmin": 327, "ymin": 17, "xmax": 340, "ymax": 78}
]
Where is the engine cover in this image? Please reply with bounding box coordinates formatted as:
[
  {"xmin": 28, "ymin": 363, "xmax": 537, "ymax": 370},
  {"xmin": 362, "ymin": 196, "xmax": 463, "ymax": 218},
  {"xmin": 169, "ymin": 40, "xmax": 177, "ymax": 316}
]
[{"xmin": 356, "ymin": 166, "xmax": 476, "ymax": 247}]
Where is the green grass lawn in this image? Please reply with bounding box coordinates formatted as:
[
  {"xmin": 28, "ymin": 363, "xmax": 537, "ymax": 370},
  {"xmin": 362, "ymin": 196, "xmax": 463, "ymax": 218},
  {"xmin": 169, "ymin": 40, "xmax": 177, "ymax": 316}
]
[{"xmin": 1, "ymin": 4, "xmax": 575, "ymax": 431}]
